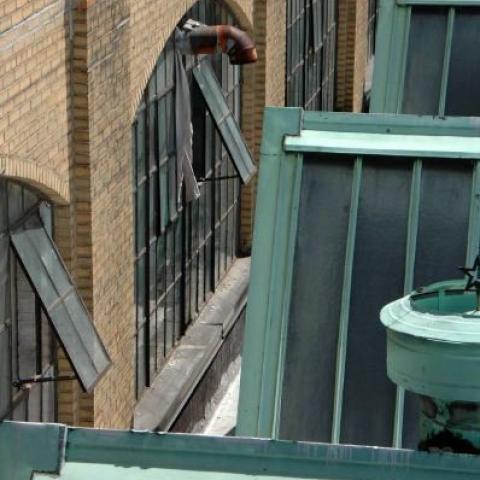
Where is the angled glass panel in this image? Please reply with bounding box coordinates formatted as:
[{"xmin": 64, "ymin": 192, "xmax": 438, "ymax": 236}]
[
  {"xmin": 238, "ymin": 109, "xmax": 480, "ymax": 450},
  {"xmin": 192, "ymin": 61, "xmax": 256, "ymax": 184},
  {"xmin": 10, "ymin": 213, "xmax": 111, "ymax": 392}
]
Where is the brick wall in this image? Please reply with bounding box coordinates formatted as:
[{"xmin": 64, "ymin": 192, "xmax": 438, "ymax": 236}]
[
  {"xmin": 336, "ymin": 0, "xmax": 369, "ymax": 113},
  {"xmin": 0, "ymin": 0, "xmax": 71, "ymax": 202}
]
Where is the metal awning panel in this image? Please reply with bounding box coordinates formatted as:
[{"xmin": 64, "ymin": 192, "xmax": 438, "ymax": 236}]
[
  {"xmin": 192, "ymin": 61, "xmax": 256, "ymax": 184},
  {"xmin": 237, "ymin": 108, "xmax": 480, "ymax": 449},
  {"xmin": 10, "ymin": 213, "xmax": 111, "ymax": 392},
  {"xmin": 2, "ymin": 421, "xmax": 480, "ymax": 480}
]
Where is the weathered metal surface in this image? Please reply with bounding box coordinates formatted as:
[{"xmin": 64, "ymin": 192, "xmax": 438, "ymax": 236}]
[
  {"xmin": 0, "ymin": 422, "xmax": 64, "ymax": 480},
  {"xmin": 371, "ymin": 0, "xmax": 480, "ymax": 115},
  {"xmin": 237, "ymin": 108, "xmax": 480, "ymax": 448},
  {"xmin": 192, "ymin": 61, "xmax": 256, "ymax": 183},
  {"xmin": 2, "ymin": 421, "xmax": 480, "ymax": 479},
  {"xmin": 381, "ymin": 280, "xmax": 480, "ymax": 451},
  {"xmin": 284, "ymin": 130, "xmax": 480, "ymax": 157}
]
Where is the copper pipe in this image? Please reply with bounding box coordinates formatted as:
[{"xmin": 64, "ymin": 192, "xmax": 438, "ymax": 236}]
[{"xmin": 186, "ymin": 25, "xmax": 257, "ymax": 65}]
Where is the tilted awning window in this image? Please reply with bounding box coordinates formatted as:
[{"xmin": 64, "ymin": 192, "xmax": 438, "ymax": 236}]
[
  {"xmin": 371, "ymin": 1, "xmax": 480, "ymax": 115},
  {"xmin": 237, "ymin": 108, "xmax": 480, "ymax": 449},
  {"xmin": 192, "ymin": 60, "xmax": 256, "ymax": 184},
  {"xmin": 10, "ymin": 212, "xmax": 111, "ymax": 392}
]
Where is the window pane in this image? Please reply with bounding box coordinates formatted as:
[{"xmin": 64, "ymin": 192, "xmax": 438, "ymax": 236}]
[
  {"xmin": 8, "ymin": 183, "xmax": 24, "ymax": 226},
  {"xmin": 0, "ymin": 180, "xmax": 7, "ymax": 234},
  {"xmin": 136, "ymin": 324, "xmax": 146, "ymax": 394},
  {"xmin": 402, "ymin": 7, "xmax": 448, "ymax": 115},
  {"xmin": 42, "ymin": 365, "xmax": 56, "ymax": 422},
  {"xmin": 0, "ymin": 237, "xmax": 8, "ymax": 323},
  {"xmin": 445, "ymin": 7, "xmax": 480, "ymax": 116},
  {"xmin": 27, "ymin": 383, "xmax": 42, "ymax": 422},
  {"xmin": 15, "ymin": 264, "xmax": 37, "ymax": 379},
  {"xmin": 0, "ymin": 326, "xmax": 11, "ymax": 419}
]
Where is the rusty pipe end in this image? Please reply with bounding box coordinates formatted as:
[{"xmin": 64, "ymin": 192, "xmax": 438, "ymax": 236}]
[
  {"xmin": 217, "ymin": 25, "xmax": 257, "ymax": 65},
  {"xmin": 182, "ymin": 23, "xmax": 257, "ymax": 65}
]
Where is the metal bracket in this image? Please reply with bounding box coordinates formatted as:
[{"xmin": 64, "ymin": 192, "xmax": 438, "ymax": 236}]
[{"xmin": 13, "ymin": 375, "xmax": 76, "ymax": 388}]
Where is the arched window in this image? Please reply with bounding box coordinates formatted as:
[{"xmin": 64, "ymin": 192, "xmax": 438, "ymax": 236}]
[
  {"xmin": 0, "ymin": 180, "xmax": 56, "ymax": 421},
  {"xmin": 0, "ymin": 179, "xmax": 111, "ymax": 420},
  {"xmin": 133, "ymin": 0, "xmax": 245, "ymax": 396}
]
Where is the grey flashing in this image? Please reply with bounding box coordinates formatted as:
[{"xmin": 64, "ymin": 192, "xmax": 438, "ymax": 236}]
[{"xmin": 134, "ymin": 257, "xmax": 250, "ymax": 431}]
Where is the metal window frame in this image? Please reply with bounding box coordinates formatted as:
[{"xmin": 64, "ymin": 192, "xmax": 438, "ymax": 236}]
[
  {"xmin": 371, "ymin": 0, "xmax": 480, "ymax": 114},
  {"xmin": 236, "ymin": 107, "xmax": 480, "ymax": 444}
]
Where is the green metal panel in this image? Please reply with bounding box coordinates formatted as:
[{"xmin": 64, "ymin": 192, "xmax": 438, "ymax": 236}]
[
  {"xmin": 237, "ymin": 108, "xmax": 480, "ymax": 448},
  {"xmin": 2, "ymin": 421, "xmax": 480, "ymax": 480},
  {"xmin": 237, "ymin": 107, "xmax": 303, "ymax": 438},
  {"xmin": 371, "ymin": 0, "xmax": 480, "ymax": 114},
  {"xmin": 0, "ymin": 422, "xmax": 64, "ymax": 480},
  {"xmin": 284, "ymin": 130, "xmax": 480, "ymax": 157}
]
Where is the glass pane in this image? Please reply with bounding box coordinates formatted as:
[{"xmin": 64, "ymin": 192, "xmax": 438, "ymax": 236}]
[
  {"xmin": 136, "ymin": 109, "xmax": 147, "ymax": 184},
  {"xmin": 12, "ymin": 397, "xmax": 27, "ymax": 421},
  {"xmin": 414, "ymin": 160, "xmax": 471, "ymax": 287},
  {"xmin": 41, "ymin": 309, "xmax": 53, "ymax": 370},
  {"xmin": 27, "ymin": 384, "xmax": 41, "ymax": 422},
  {"xmin": 342, "ymin": 158, "xmax": 411, "ymax": 447},
  {"xmin": 136, "ymin": 255, "xmax": 146, "ymax": 324},
  {"xmin": 0, "ymin": 180, "xmax": 7, "ymax": 234},
  {"xmin": 0, "ymin": 326, "xmax": 11, "ymax": 419},
  {"xmin": 445, "ymin": 7, "xmax": 480, "ymax": 116},
  {"xmin": 156, "ymin": 300, "xmax": 165, "ymax": 369},
  {"xmin": 402, "ymin": 7, "xmax": 448, "ymax": 115},
  {"xmin": 8, "ymin": 182, "xmax": 24, "ymax": 226},
  {"xmin": 15, "ymin": 263, "xmax": 37, "ymax": 379},
  {"xmin": 280, "ymin": 155, "xmax": 354, "ymax": 443},
  {"xmin": 42, "ymin": 365, "xmax": 56, "ymax": 422},
  {"xmin": 136, "ymin": 324, "xmax": 146, "ymax": 395},
  {"xmin": 136, "ymin": 183, "xmax": 147, "ymax": 255},
  {"xmin": 0, "ymin": 237, "xmax": 8, "ymax": 323}
]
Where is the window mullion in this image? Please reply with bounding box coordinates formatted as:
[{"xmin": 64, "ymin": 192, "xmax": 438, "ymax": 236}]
[{"xmin": 438, "ymin": 7, "xmax": 455, "ymax": 116}]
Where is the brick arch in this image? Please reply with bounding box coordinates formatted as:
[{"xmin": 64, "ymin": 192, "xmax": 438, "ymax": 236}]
[
  {"xmin": 129, "ymin": 0, "xmax": 254, "ymax": 121},
  {"xmin": 0, "ymin": 157, "xmax": 69, "ymax": 205}
]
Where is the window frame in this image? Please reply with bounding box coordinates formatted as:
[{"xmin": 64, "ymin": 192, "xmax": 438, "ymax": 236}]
[
  {"xmin": 237, "ymin": 108, "xmax": 480, "ymax": 448},
  {"xmin": 370, "ymin": 0, "xmax": 480, "ymax": 114}
]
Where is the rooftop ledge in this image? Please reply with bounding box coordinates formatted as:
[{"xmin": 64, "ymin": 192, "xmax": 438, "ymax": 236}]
[{"xmin": 134, "ymin": 257, "xmax": 250, "ymax": 431}]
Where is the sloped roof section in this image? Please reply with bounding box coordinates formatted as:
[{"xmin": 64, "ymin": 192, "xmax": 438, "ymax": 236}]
[{"xmin": 237, "ymin": 108, "xmax": 480, "ymax": 448}]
